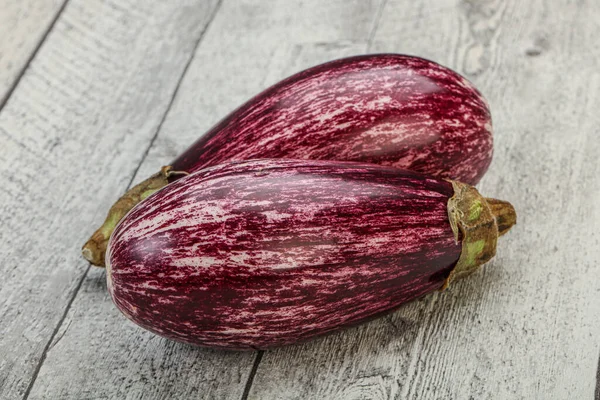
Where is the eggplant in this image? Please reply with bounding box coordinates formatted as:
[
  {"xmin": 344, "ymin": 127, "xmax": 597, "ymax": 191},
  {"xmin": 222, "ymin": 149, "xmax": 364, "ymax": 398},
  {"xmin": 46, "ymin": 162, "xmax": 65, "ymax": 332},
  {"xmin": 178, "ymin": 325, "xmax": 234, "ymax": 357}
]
[
  {"xmin": 106, "ymin": 159, "xmax": 515, "ymax": 350},
  {"xmin": 83, "ymin": 54, "xmax": 493, "ymax": 266}
]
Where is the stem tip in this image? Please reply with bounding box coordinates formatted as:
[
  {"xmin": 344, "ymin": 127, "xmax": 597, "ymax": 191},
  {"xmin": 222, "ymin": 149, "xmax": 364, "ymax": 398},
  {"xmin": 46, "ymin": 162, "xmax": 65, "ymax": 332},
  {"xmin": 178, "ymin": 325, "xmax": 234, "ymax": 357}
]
[
  {"xmin": 485, "ymin": 198, "xmax": 517, "ymax": 236},
  {"xmin": 81, "ymin": 167, "xmax": 179, "ymax": 267}
]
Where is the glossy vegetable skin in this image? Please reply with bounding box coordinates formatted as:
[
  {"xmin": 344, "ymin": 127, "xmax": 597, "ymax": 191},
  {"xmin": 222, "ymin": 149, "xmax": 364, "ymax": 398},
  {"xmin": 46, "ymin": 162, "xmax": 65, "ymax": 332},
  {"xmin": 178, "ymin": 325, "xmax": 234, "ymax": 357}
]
[
  {"xmin": 174, "ymin": 54, "xmax": 493, "ymax": 184},
  {"xmin": 106, "ymin": 159, "xmax": 515, "ymax": 350},
  {"xmin": 83, "ymin": 54, "xmax": 494, "ymax": 267}
]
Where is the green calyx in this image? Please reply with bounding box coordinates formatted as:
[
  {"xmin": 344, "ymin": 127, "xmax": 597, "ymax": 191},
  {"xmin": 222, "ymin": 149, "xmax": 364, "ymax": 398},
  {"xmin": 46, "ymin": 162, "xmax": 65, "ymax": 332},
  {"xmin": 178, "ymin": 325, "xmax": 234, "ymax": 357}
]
[{"xmin": 442, "ymin": 181, "xmax": 516, "ymax": 289}]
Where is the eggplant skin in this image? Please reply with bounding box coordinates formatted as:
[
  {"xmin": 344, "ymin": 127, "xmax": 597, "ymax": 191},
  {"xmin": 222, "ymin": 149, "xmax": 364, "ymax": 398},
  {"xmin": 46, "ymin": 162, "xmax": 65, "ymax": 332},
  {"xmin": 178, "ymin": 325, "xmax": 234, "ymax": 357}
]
[
  {"xmin": 173, "ymin": 54, "xmax": 492, "ymax": 185},
  {"xmin": 107, "ymin": 159, "xmax": 462, "ymax": 350},
  {"xmin": 82, "ymin": 54, "xmax": 492, "ymax": 268}
]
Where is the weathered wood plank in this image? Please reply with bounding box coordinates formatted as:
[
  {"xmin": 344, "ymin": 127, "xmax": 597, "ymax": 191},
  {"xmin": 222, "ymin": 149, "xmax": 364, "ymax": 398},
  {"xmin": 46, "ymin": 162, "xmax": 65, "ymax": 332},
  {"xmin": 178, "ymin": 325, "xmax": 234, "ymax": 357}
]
[
  {"xmin": 8, "ymin": 0, "xmax": 597, "ymax": 399},
  {"xmin": 142, "ymin": 0, "xmax": 383, "ymax": 174},
  {"xmin": 0, "ymin": 0, "xmax": 67, "ymax": 106},
  {"xmin": 377, "ymin": 0, "xmax": 600, "ymax": 397},
  {"xmin": 248, "ymin": 0, "xmax": 600, "ymax": 399},
  {"xmin": 24, "ymin": 1, "xmax": 383, "ymax": 399},
  {"xmin": 0, "ymin": 0, "xmax": 222, "ymax": 398}
]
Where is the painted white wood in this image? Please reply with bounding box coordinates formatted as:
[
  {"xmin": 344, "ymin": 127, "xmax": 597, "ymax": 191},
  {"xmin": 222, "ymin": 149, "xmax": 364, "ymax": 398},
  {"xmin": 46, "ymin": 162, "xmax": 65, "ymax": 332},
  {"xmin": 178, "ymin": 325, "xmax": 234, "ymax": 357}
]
[
  {"xmin": 0, "ymin": 0, "xmax": 67, "ymax": 104},
  {"xmin": 141, "ymin": 0, "xmax": 383, "ymax": 181},
  {"xmin": 1, "ymin": 0, "xmax": 598, "ymax": 399},
  {"xmin": 23, "ymin": 1, "xmax": 383, "ymax": 399},
  {"xmin": 0, "ymin": 0, "xmax": 222, "ymax": 398},
  {"xmin": 248, "ymin": 0, "xmax": 600, "ymax": 399}
]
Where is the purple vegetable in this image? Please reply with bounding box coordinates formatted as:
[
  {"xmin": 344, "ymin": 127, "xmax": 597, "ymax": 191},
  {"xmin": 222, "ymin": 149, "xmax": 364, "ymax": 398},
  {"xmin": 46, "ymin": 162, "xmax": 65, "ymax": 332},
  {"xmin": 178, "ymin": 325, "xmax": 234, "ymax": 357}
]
[
  {"xmin": 83, "ymin": 54, "xmax": 493, "ymax": 266},
  {"xmin": 106, "ymin": 159, "xmax": 515, "ymax": 350},
  {"xmin": 174, "ymin": 54, "xmax": 492, "ymax": 183}
]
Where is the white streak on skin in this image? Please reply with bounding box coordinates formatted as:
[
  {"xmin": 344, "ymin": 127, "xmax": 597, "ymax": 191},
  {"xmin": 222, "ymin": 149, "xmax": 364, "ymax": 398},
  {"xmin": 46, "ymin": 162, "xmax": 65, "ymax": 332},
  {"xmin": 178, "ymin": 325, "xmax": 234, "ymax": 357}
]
[
  {"xmin": 171, "ymin": 256, "xmax": 225, "ymax": 268},
  {"xmin": 108, "ymin": 159, "xmax": 461, "ymax": 349},
  {"xmin": 261, "ymin": 210, "xmax": 293, "ymax": 222},
  {"xmin": 313, "ymin": 107, "xmax": 346, "ymax": 123},
  {"xmin": 181, "ymin": 54, "xmax": 491, "ymax": 187},
  {"xmin": 120, "ymin": 201, "xmax": 236, "ymax": 242}
]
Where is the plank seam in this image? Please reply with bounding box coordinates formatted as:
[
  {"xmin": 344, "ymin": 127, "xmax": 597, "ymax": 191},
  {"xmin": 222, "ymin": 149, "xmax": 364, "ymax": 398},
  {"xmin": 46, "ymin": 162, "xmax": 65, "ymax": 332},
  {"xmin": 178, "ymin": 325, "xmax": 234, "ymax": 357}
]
[
  {"xmin": 240, "ymin": 351, "xmax": 264, "ymax": 400},
  {"xmin": 366, "ymin": 0, "xmax": 388, "ymax": 51},
  {"xmin": 399, "ymin": 293, "xmax": 440, "ymax": 399},
  {"xmin": 19, "ymin": 1, "xmax": 224, "ymax": 398},
  {"xmin": 124, "ymin": 0, "xmax": 224, "ymax": 189},
  {"xmin": 237, "ymin": 5, "xmax": 388, "ymax": 397},
  {"xmin": 0, "ymin": 0, "xmax": 70, "ymax": 112},
  {"xmin": 22, "ymin": 264, "xmax": 91, "ymax": 400}
]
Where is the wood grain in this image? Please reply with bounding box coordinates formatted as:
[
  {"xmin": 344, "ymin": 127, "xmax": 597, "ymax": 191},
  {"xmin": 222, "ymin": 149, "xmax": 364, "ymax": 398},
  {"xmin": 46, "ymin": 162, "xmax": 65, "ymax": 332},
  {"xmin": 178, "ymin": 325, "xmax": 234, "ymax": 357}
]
[
  {"xmin": 142, "ymin": 0, "xmax": 383, "ymax": 178},
  {"xmin": 247, "ymin": 0, "xmax": 600, "ymax": 399},
  {"xmin": 0, "ymin": 0, "xmax": 67, "ymax": 106},
  {"xmin": 1, "ymin": 0, "xmax": 598, "ymax": 399},
  {"xmin": 22, "ymin": 1, "xmax": 383, "ymax": 399},
  {"xmin": 0, "ymin": 0, "xmax": 222, "ymax": 398}
]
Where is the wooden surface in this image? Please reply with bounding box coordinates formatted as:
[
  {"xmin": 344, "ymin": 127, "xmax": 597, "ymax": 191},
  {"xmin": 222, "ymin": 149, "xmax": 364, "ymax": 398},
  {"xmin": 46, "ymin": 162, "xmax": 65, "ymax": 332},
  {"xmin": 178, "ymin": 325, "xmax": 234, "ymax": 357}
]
[
  {"xmin": 0, "ymin": 0, "xmax": 598, "ymax": 399},
  {"xmin": 0, "ymin": 0, "xmax": 67, "ymax": 106}
]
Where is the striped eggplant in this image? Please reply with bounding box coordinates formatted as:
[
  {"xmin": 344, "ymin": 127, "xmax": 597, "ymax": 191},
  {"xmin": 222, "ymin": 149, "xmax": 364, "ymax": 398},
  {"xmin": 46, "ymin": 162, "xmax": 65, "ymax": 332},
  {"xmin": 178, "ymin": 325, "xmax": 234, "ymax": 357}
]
[
  {"xmin": 106, "ymin": 159, "xmax": 515, "ymax": 350},
  {"xmin": 84, "ymin": 54, "xmax": 493, "ymax": 266}
]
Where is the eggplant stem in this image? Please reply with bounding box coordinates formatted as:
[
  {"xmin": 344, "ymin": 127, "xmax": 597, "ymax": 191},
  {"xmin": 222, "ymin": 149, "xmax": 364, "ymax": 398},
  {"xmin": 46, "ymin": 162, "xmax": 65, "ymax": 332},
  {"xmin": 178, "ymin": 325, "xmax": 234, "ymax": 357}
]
[
  {"xmin": 485, "ymin": 198, "xmax": 517, "ymax": 237},
  {"xmin": 442, "ymin": 182, "xmax": 516, "ymax": 289},
  {"xmin": 81, "ymin": 166, "xmax": 187, "ymax": 267}
]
